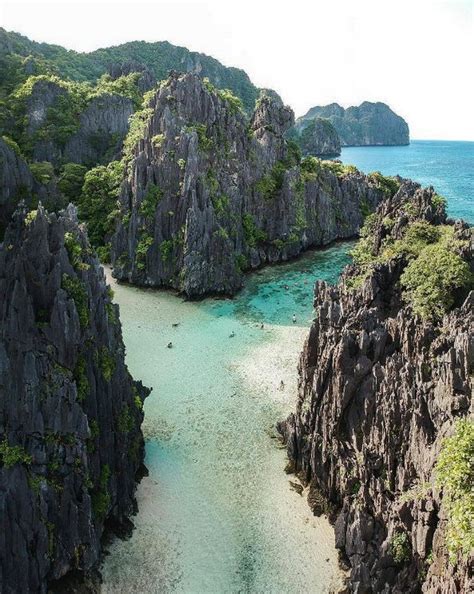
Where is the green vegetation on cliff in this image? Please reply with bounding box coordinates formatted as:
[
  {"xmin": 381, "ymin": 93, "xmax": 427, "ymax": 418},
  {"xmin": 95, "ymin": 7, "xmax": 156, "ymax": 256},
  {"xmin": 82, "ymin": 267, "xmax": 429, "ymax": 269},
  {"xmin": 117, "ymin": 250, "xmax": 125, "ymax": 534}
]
[
  {"xmin": 350, "ymin": 207, "xmax": 472, "ymax": 319},
  {"xmin": 0, "ymin": 27, "xmax": 259, "ymax": 112},
  {"xmin": 77, "ymin": 160, "xmax": 123, "ymax": 260},
  {"xmin": 436, "ymin": 419, "xmax": 474, "ymax": 561}
]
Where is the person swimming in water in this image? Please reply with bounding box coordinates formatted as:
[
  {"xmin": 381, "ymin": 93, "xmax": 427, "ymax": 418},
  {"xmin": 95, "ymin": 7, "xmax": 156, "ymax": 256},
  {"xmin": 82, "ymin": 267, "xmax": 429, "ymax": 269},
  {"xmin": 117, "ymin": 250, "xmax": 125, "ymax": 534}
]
[
  {"xmin": 229, "ymin": 331, "xmax": 235, "ymax": 338},
  {"xmin": 292, "ymin": 314, "xmax": 296, "ymax": 323},
  {"xmin": 167, "ymin": 342, "xmax": 173, "ymax": 348}
]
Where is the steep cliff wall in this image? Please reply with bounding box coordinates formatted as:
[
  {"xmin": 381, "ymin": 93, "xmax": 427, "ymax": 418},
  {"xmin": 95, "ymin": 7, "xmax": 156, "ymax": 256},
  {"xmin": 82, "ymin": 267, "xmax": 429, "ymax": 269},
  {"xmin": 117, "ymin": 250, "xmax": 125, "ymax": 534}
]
[
  {"xmin": 111, "ymin": 73, "xmax": 388, "ymax": 297},
  {"xmin": 15, "ymin": 77, "xmax": 134, "ymax": 167},
  {"xmin": 290, "ymin": 117, "xmax": 341, "ymax": 157},
  {"xmin": 63, "ymin": 93, "xmax": 134, "ymax": 167},
  {"xmin": 0, "ymin": 205, "xmax": 148, "ymax": 593},
  {"xmin": 299, "ymin": 101, "xmax": 409, "ymax": 146},
  {"xmin": 280, "ymin": 185, "xmax": 473, "ymax": 592},
  {"xmin": 0, "ymin": 137, "xmax": 61, "ymax": 236}
]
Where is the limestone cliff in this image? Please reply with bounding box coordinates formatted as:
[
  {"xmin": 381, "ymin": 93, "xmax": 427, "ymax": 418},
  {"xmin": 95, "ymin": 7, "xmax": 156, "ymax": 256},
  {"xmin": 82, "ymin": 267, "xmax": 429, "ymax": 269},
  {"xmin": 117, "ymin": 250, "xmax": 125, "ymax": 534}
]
[
  {"xmin": 0, "ymin": 137, "xmax": 61, "ymax": 236},
  {"xmin": 280, "ymin": 185, "xmax": 473, "ymax": 592},
  {"xmin": 289, "ymin": 117, "xmax": 341, "ymax": 157},
  {"xmin": 299, "ymin": 102, "xmax": 409, "ymax": 146},
  {"xmin": 63, "ymin": 93, "xmax": 134, "ymax": 167},
  {"xmin": 16, "ymin": 76, "xmax": 134, "ymax": 167},
  {"xmin": 0, "ymin": 205, "xmax": 148, "ymax": 593},
  {"xmin": 111, "ymin": 73, "xmax": 388, "ymax": 297}
]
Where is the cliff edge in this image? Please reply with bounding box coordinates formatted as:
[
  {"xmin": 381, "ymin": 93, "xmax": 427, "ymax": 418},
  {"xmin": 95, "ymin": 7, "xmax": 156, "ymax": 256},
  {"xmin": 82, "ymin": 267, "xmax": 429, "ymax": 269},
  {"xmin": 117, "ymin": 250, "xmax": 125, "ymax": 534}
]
[{"xmin": 280, "ymin": 184, "xmax": 473, "ymax": 592}]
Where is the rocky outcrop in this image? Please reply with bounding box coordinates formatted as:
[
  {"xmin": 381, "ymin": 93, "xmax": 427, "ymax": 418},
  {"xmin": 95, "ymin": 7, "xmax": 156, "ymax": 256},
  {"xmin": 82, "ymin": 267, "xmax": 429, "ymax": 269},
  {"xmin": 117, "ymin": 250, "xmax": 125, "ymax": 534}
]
[
  {"xmin": 299, "ymin": 102, "xmax": 409, "ymax": 146},
  {"xmin": 0, "ymin": 204, "xmax": 149, "ymax": 593},
  {"xmin": 23, "ymin": 78, "xmax": 67, "ymax": 164},
  {"xmin": 63, "ymin": 93, "xmax": 134, "ymax": 167},
  {"xmin": 0, "ymin": 137, "xmax": 61, "ymax": 236},
  {"xmin": 111, "ymin": 73, "xmax": 388, "ymax": 297},
  {"xmin": 290, "ymin": 117, "xmax": 341, "ymax": 156},
  {"xmin": 20, "ymin": 77, "xmax": 134, "ymax": 167},
  {"xmin": 107, "ymin": 61, "xmax": 156, "ymax": 93},
  {"xmin": 279, "ymin": 186, "xmax": 473, "ymax": 592}
]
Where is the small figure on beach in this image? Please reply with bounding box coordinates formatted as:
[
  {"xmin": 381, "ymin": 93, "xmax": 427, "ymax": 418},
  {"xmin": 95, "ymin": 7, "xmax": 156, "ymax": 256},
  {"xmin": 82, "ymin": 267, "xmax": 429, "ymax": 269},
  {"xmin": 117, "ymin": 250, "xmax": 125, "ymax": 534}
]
[
  {"xmin": 229, "ymin": 331, "xmax": 235, "ymax": 338},
  {"xmin": 292, "ymin": 313, "xmax": 297, "ymax": 324},
  {"xmin": 167, "ymin": 342, "xmax": 173, "ymax": 348},
  {"xmin": 280, "ymin": 380, "xmax": 285, "ymax": 390}
]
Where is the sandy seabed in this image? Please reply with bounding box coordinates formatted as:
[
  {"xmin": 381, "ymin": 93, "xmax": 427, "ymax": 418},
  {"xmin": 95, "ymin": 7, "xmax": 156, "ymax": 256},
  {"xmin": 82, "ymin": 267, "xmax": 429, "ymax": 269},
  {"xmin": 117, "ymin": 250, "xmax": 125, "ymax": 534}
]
[{"xmin": 101, "ymin": 262, "xmax": 345, "ymax": 593}]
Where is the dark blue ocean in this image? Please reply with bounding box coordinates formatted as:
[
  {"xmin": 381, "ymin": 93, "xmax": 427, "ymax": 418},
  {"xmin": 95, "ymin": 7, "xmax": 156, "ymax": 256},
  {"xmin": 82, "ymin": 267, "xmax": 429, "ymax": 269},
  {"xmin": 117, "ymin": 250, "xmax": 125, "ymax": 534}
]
[{"xmin": 341, "ymin": 140, "xmax": 473, "ymax": 224}]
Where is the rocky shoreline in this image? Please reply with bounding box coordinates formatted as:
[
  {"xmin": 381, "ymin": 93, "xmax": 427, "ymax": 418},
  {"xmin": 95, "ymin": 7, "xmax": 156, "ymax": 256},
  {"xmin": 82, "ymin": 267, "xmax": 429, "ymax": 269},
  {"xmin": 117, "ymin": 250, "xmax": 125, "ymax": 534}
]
[{"xmin": 279, "ymin": 184, "xmax": 473, "ymax": 592}]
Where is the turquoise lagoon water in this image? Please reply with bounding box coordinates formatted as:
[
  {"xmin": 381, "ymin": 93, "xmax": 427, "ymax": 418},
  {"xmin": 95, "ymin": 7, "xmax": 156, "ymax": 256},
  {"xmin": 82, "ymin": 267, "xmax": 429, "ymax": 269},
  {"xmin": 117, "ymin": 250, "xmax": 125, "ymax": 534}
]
[
  {"xmin": 341, "ymin": 140, "xmax": 474, "ymax": 223},
  {"xmin": 100, "ymin": 244, "xmax": 351, "ymax": 593},
  {"xmin": 101, "ymin": 140, "xmax": 472, "ymax": 593}
]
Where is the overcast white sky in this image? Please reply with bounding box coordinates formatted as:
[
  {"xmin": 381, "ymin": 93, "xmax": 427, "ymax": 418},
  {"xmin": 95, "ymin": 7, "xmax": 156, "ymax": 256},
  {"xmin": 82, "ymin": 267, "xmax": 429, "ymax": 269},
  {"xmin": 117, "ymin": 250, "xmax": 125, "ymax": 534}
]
[{"xmin": 1, "ymin": 0, "xmax": 473, "ymax": 140}]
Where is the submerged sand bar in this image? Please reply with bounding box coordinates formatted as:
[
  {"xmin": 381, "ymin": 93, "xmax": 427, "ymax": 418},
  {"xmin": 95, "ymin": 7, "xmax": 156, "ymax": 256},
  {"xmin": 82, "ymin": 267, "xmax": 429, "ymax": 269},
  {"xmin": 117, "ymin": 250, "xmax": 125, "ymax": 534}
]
[{"xmin": 101, "ymin": 243, "xmax": 351, "ymax": 593}]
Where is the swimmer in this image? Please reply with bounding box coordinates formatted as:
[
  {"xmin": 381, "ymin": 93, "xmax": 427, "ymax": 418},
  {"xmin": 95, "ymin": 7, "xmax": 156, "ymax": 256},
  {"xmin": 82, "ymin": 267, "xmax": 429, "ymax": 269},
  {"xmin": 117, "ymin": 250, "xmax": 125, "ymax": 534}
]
[
  {"xmin": 167, "ymin": 342, "xmax": 173, "ymax": 348},
  {"xmin": 292, "ymin": 314, "xmax": 297, "ymax": 323},
  {"xmin": 229, "ymin": 331, "xmax": 235, "ymax": 338}
]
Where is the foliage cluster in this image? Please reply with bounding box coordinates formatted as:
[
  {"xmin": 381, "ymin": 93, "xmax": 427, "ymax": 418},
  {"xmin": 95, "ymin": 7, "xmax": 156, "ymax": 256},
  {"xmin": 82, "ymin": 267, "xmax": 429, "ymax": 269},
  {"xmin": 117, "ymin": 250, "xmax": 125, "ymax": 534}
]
[
  {"xmin": 159, "ymin": 239, "xmax": 173, "ymax": 262},
  {"xmin": 29, "ymin": 161, "xmax": 54, "ymax": 184},
  {"xmin": 91, "ymin": 464, "xmax": 111, "ymax": 519},
  {"xmin": 74, "ymin": 355, "xmax": 89, "ymax": 402},
  {"xmin": 78, "ymin": 160, "xmax": 122, "ymax": 251},
  {"xmin": 185, "ymin": 123, "xmax": 213, "ymax": 151},
  {"xmin": 435, "ymin": 419, "xmax": 474, "ymax": 561},
  {"xmin": 0, "ymin": 441, "xmax": 32, "ymax": 468},
  {"xmin": 254, "ymin": 161, "xmax": 287, "ymax": 200},
  {"xmin": 368, "ymin": 171, "xmax": 401, "ymax": 197},
  {"xmin": 98, "ymin": 346, "xmax": 115, "ymax": 382},
  {"xmin": 62, "ymin": 274, "xmax": 89, "ymax": 328},
  {"xmin": 58, "ymin": 163, "xmax": 87, "ymax": 201},
  {"xmin": 135, "ymin": 233, "xmax": 154, "ymax": 270},
  {"xmin": 139, "ymin": 183, "xmax": 163, "ymax": 218},
  {"xmin": 242, "ymin": 213, "xmax": 267, "ymax": 248},
  {"xmin": 389, "ymin": 531, "xmax": 411, "ymax": 564},
  {"xmin": 117, "ymin": 405, "xmax": 135, "ymax": 433},
  {"xmin": 350, "ymin": 217, "xmax": 472, "ymax": 319}
]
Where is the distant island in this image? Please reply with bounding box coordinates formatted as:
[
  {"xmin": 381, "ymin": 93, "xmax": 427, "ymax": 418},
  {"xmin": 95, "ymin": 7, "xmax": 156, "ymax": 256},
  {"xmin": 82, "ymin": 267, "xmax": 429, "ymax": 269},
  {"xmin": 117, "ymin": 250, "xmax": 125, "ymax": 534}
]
[{"xmin": 287, "ymin": 101, "xmax": 409, "ymax": 158}]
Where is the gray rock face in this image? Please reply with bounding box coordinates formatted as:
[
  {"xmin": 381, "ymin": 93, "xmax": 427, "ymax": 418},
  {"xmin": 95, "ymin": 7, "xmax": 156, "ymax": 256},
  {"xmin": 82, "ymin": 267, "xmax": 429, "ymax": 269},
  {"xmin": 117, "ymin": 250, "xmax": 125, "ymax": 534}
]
[
  {"xmin": 63, "ymin": 94, "xmax": 134, "ymax": 167},
  {"xmin": 111, "ymin": 73, "xmax": 387, "ymax": 297},
  {"xmin": 291, "ymin": 117, "xmax": 341, "ymax": 156},
  {"xmin": 107, "ymin": 61, "xmax": 156, "ymax": 93},
  {"xmin": 0, "ymin": 138, "xmax": 61, "ymax": 236},
  {"xmin": 24, "ymin": 79, "xmax": 67, "ymax": 164},
  {"xmin": 279, "ymin": 186, "xmax": 472, "ymax": 592},
  {"xmin": 299, "ymin": 101, "xmax": 409, "ymax": 146},
  {"xmin": 22, "ymin": 78, "xmax": 134, "ymax": 167},
  {"xmin": 0, "ymin": 205, "xmax": 148, "ymax": 593}
]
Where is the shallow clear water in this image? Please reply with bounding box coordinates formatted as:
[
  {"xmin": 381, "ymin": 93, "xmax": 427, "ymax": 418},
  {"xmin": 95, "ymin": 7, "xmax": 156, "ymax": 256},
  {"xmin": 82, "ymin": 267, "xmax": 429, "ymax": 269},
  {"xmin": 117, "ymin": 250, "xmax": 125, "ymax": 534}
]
[
  {"xmin": 100, "ymin": 244, "xmax": 351, "ymax": 594},
  {"xmin": 341, "ymin": 140, "xmax": 474, "ymax": 223},
  {"xmin": 100, "ymin": 139, "xmax": 472, "ymax": 593}
]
